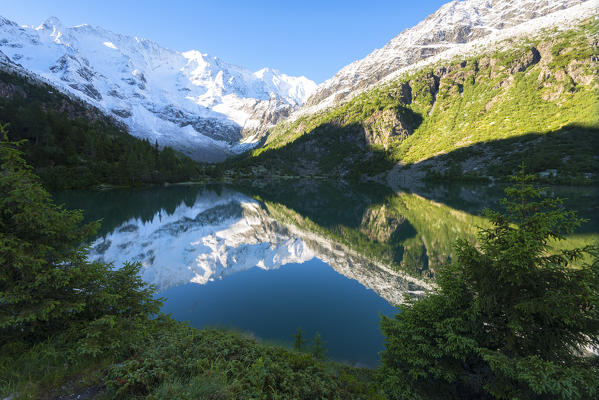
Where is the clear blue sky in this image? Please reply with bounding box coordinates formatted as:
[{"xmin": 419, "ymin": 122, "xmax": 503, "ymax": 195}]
[{"xmin": 2, "ymin": 1, "xmax": 449, "ymax": 83}]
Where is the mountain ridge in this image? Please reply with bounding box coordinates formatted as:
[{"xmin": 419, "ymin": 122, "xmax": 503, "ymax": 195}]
[
  {"xmin": 234, "ymin": 17, "xmax": 598, "ymax": 184},
  {"xmin": 0, "ymin": 15, "xmax": 317, "ymax": 161},
  {"xmin": 0, "ymin": 0, "xmax": 596, "ymax": 168},
  {"xmin": 299, "ymin": 0, "xmax": 595, "ymax": 116}
]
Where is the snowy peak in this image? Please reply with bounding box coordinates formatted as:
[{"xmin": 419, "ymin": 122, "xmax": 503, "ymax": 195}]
[
  {"xmin": 405, "ymin": 0, "xmax": 587, "ymax": 43},
  {"xmin": 303, "ymin": 0, "xmax": 593, "ymax": 109},
  {"xmin": 254, "ymin": 67, "xmax": 318, "ymax": 106},
  {"xmin": 37, "ymin": 16, "xmax": 63, "ymax": 32},
  {"xmin": 0, "ymin": 17, "xmax": 17, "ymax": 28},
  {"xmin": 0, "ymin": 16, "xmax": 317, "ymax": 161}
]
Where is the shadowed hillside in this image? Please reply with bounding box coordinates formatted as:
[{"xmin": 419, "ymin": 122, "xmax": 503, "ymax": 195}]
[
  {"xmin": 389, "ymin": 124, "xmax": 599, "ymax": 186},
  {"xmin": 0, "ymin": 68, "xmax": 201, "ymax": 189}
]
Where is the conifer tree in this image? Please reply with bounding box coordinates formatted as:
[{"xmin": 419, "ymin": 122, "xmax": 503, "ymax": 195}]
[
  {"xmin": 0, "ymin": 124, "xmax": 161, "ymax": 348},
  {"xmin": 293, "ymin": 327, "xmax": 307, "ymax": 351},
  {"xmin": 311, "ymin": 332, "xmax": 327, "ymax": 360},
  {"xmin": 380, "ymin": 166, "xmax": 599, "ymax": 399}
]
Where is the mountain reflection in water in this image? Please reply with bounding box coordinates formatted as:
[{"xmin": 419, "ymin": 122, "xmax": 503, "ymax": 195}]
[
  {"xmin": 54, "ymin": 182, "xmax": 597, "ymax": 365},
  {"xmin": 85, "ymin": 185, "xmax": 429, "ymax": 305},
  {"xmin": 55, "ymin": 181, "xmax": 598, "ymax": 305}
]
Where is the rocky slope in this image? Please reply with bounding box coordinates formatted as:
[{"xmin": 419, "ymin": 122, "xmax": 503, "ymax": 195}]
[
  {"xmin": 242, "ymin": 16, "xmax": 598, "ymax": 184},
  {"xmin": 0, "ymin": 51, "xmax": 113, "ymax": 124},
  {"xmin": 0, "ymin": 59, "xmax": 207, "ymax": 189},
  {"xmin": 302, "ymin": 0, "xmax": 594, "ymax": 112},
  {"xmin": 0, "ymin": 16, "xmax": 316, "ymax": 161}
]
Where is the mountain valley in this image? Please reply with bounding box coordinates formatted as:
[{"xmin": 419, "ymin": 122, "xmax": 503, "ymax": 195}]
[
  {"xmin": 1, "ymin": 0, "xmax": 597, "ymax": 178},
  {"xmin": 2, "ymin": 1, "xmax": 599, "ymax": 398}
]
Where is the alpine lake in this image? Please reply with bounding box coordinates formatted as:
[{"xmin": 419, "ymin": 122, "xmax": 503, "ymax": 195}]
[{"xmin": 54, "ymin": 181, "xmax": 598, "ymax": 367}]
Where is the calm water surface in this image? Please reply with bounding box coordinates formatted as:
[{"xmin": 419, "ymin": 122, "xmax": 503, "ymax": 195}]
[{"xmin": 55, "ymin": 181, "xmax": 598, "ymax": 366}]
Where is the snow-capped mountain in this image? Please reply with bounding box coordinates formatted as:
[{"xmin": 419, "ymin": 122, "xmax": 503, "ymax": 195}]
[
  {"xmin": 0, "ymin": 16, "xmax": 317, "ymax": 161},
  {"xmin": 303, "ymin": 0, "xmax": 594, "ymax": 111}
]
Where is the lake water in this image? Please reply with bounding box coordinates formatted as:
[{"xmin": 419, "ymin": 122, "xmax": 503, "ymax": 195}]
[{"xmin": 54, "ymin": 181, "xmax": 598, "ymax": 366}]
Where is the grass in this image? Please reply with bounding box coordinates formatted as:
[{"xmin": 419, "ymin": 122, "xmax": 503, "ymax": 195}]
[
  {"xmin": 231, "ymin": 18, "xmax": 599, "ymax": 183},
  {"xmin": 1, "ymin": 319, "xmax": 384, "ymax": 400},
  {"xmin": 1, "ymin": 337, "xmax": 112, "ymax": 399}
]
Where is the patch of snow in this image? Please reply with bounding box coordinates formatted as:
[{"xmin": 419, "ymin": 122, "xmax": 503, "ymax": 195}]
[
  {"xmin": 0, "ymin": 15, "xmax": 317, "ymax": 161},
  {"xmin": 103, "ymin": 41, "xmax": 117, "ymax": 49},
  {"xmin": 298, "ymin": 0, "xmax": 597, "ymax": 117}
]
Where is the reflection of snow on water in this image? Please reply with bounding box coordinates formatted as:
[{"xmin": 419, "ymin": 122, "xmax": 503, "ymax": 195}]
[
  {"xmin": 88, "ymin": 188, "xmax": 429, "ymax": 304},
  {"xmin": 88, "ymin": 189, "xmax": 314, "ymax": 292}
]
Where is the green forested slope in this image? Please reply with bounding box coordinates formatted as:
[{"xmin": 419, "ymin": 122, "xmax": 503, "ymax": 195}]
[
  {"xmin": 0, "ymin": 69, "xmax": 201, "ymax": 189},
  {"xmin": 233, "ymin": 20, "xmax": 598, "ymax": 183}
]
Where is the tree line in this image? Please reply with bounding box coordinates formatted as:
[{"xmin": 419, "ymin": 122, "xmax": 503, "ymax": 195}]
[{"xmin": 0, "ymin": 69, "xmax": 205, "ymax": 189}]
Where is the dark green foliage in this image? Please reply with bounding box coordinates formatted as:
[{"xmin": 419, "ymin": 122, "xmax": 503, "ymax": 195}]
[
  {"xmin": 0, "ymin": 122, "xmax": 161, "ymax": 351},
  {"xmin": 0, "ymin": 70, "xmax": 200, "ymax": 189},
  {"xmin": 311, "ymin": 332, "xmax": 328, "ymax": 360},
  {"xmin": 104, "ymin": 326, "xmax": 383, "ymax": 399},
  {"xmin": 424, "ymin": 124, "xmax": 599, "ymax": 185},
  {"xmin": 379, "ymin": 168, "xmax": 599, "ymax": 399},
  {"xmin": 1, "ymin": 124, "xmax": 96, "ymax": 339}
]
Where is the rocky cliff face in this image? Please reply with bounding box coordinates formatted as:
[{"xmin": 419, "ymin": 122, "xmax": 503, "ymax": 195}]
[
  {"xmin": 0, "ymin": 52, "xmax": 131, "ymax": 129},
  {"xmin": 0, "ymin": 16, "xmax": 316, "ymax": 161},
  {"xmin": 302, "ymin": 0, "xmax": 592, "ymax": 112}
]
